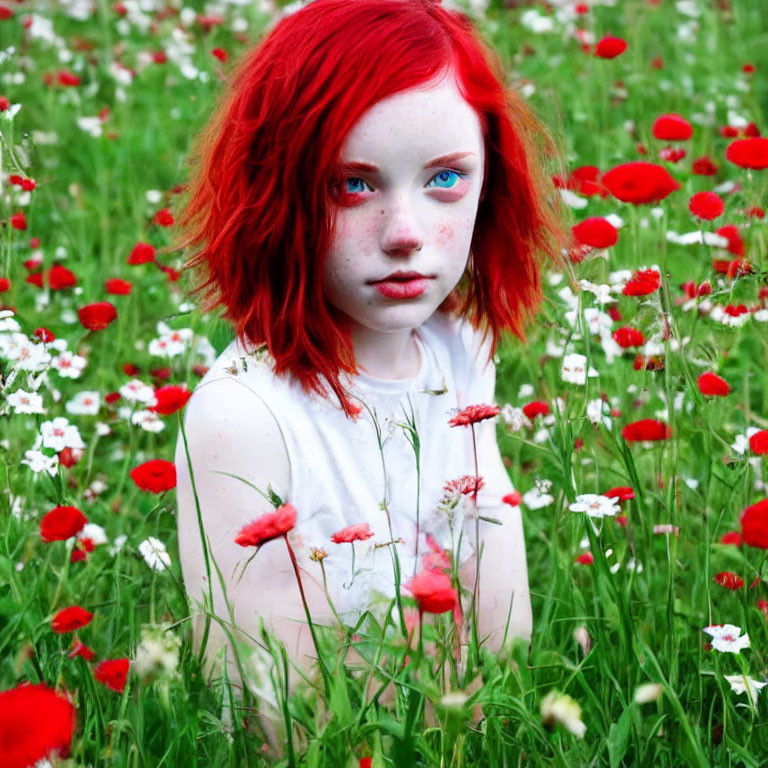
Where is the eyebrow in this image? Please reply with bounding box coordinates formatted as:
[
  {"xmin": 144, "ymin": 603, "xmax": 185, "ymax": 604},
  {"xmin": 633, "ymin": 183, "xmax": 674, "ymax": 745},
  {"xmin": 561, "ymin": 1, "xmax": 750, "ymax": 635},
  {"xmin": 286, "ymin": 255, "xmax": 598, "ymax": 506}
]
[{"xmin": 340, "ymin": 151, "xmax": 475, "ymax": 174}]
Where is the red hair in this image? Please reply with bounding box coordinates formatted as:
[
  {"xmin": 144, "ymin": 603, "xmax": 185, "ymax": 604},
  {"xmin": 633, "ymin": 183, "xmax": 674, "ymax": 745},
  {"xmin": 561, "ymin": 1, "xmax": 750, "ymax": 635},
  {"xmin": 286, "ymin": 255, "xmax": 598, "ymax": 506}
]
[{"xmin": 172, "ymin": 0, "xmax": 567, "ymax": 417}]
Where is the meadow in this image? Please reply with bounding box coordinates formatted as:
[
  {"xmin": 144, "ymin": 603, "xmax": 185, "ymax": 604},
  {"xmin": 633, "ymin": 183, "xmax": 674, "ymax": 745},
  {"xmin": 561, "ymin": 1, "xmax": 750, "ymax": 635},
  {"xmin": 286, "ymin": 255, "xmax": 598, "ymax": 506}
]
[{"xmin": 1, "ymin": 0, "xmax": 768, "ymax": 765}]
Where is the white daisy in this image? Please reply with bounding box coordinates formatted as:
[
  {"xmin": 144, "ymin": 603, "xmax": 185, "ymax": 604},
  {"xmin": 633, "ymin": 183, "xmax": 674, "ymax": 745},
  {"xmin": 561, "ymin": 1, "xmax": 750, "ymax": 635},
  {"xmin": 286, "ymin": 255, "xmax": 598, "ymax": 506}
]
[
  {"xmin": 569, "ymin": 494, "xmax": 620, "ymax": 519},
  {"xmin": 723, "ymin": 674, "xmax": 768, "ymax": 709},
  {"xmin": 139, "ymin": 537, "xmax": 171, "ymax": 572}
]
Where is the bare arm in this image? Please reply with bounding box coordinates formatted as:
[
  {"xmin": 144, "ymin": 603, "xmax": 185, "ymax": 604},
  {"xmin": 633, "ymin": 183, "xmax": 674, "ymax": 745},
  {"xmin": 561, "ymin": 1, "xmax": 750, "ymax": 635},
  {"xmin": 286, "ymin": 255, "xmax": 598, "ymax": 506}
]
[{"xmin": 174, "ymin": 377, "xmax": 335, "ymax": 699}]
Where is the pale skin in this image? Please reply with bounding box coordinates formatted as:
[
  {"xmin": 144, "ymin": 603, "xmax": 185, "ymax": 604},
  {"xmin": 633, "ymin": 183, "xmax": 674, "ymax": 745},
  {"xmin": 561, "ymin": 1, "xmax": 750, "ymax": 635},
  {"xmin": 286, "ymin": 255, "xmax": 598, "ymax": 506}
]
[{"xmin": 176, "ymin": 70, "xmax": 532, "ymax": 758}]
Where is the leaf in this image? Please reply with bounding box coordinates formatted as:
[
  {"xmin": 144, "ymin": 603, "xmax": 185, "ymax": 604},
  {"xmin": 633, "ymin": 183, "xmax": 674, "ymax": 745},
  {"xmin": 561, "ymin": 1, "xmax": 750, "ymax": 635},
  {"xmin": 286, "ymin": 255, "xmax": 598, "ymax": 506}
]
[{"xmin": 608, "ymin": 704, "xmax": 633, "ymax": 768}]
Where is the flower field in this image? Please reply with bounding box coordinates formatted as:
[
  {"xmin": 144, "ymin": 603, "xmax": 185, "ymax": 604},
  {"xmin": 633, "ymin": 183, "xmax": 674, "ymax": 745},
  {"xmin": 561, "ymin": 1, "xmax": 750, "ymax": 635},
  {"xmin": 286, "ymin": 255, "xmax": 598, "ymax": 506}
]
[{"xmin": 1, "ymin": 0, "xmax": 768, "ymax": 765}]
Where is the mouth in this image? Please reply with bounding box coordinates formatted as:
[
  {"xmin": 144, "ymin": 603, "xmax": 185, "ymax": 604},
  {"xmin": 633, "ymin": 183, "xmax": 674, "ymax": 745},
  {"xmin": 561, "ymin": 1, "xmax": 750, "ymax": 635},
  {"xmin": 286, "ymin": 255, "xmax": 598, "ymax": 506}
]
[{"xmin": 368, "ymin": 272, "xmax": 433, "ymax": 284}]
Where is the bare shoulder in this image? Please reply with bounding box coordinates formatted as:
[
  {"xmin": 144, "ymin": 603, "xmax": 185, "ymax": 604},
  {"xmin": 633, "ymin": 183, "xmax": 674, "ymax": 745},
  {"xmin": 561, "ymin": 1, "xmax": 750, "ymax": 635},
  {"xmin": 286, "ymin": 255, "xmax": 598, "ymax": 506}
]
[{"xmin": 174, "ymin": 376, "xmax": 291, "ymax": 522}]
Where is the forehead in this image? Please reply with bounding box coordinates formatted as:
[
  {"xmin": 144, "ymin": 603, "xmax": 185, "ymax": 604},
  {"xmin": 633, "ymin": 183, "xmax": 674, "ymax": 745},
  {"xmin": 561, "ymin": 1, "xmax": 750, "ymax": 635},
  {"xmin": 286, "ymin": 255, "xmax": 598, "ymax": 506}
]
[{"xmin": 340, "ymin": 74, "xmax": 484, "ymax": 163}]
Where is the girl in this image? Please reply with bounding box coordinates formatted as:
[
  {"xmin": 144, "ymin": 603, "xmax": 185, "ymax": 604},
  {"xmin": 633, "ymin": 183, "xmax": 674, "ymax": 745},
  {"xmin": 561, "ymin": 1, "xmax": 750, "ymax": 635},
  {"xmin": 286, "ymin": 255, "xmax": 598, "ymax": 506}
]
[{"xmin": 173, "ymin": 0, "xmax": 565, "ymax": 750}]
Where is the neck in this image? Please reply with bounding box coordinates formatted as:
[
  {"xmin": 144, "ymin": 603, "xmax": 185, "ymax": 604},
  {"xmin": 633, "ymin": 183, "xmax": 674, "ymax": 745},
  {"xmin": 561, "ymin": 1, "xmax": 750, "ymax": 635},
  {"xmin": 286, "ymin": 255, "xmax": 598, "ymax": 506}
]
[{"xmin": 351, "ymin": 325, "xmax": 421, "ymax": 381}]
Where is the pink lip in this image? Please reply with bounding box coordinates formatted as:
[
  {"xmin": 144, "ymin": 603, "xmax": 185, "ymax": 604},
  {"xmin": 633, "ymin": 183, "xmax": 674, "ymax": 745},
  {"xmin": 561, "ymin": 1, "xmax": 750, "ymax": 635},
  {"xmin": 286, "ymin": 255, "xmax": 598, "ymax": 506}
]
[{"xmin": 374, "ymin": 278, "xmax": 430, "ymax": 299}]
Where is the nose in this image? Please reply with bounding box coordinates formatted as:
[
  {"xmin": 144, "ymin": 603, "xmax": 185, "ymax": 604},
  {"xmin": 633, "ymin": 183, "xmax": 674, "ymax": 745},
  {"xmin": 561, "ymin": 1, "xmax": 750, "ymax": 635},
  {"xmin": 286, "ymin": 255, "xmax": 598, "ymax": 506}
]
[{"xmin": 380, "ymin": 201, "xmax": 424, "ymax": 255}]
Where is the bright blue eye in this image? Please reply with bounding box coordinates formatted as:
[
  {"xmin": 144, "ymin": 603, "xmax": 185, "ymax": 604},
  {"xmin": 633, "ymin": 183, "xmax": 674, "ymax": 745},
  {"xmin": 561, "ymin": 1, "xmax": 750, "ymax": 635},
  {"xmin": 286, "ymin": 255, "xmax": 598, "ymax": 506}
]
[
  {"xmin": 426, "ymin": 170, "xmax": 464, "ymax": 189},
  {"xmin": 344, "ymin": 178, "xmax": 370, "ymax": 194}
]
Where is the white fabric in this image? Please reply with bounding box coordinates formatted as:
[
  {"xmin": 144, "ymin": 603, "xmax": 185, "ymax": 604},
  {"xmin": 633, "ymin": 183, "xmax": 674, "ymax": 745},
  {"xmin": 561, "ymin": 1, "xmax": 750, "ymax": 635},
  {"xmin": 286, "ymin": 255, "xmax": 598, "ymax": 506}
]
[{"xmin": 190, "ymin": 310, "xmax": 510, "ymax": 624}]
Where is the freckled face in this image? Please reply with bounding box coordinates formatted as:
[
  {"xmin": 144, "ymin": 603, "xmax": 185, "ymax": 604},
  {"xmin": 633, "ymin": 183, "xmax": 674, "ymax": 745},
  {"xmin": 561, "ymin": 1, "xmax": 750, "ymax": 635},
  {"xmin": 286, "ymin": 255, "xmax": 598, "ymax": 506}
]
[{"xmin": 322, "ymin": 73, "xmax": 486, "ymax": 334}]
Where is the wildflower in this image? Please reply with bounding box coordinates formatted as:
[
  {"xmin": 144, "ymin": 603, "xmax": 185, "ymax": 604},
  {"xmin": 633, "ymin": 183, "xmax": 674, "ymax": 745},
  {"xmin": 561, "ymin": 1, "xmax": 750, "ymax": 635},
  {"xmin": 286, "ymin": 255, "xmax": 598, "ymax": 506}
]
[
  {"xmin": 749, "ymin": 431, "xmax": 768, "ymax": 454},
  {"xmin": 500, "ymin": 405, "xmax": 532, "ymax": 432},
  {"xmin": 134, "ymin": 624, "xmax": 181, "ymax": 681},
  {"xmin": 68, "ymin": 640, "xmax": 96, "ymax": 660},
  {"xmin": 421, "ymin": 534, "xmax": 451, "ymax": 571},
  {"xmin": 634, "ymin": 683, "xmax": 663, "ymax": 704},
  {"xmin": 331, "ymin": 523, "xmax": 374, "ymax": 544},
  {"xmin": 561, "ymin": 353, "xmax": 598, "ymax": 385},
  {"xmin": 720, "ymin": 531, "xmax": 741, "ymax": 546},
  {"xmin": 405, "ymin": 568, "xmax": 458, "ymax": 615},
  {"xmin": 715, "ymin": 224, "xmax": 744, "ymax": 256},
  {"xmin": 127, "ymin": 242, "xmax": 156, "ymax": 265},
  {"xmin": 613, "ymin": 327, "xmax": 645, "ymax": 348},
  {"xmin": 78, "ymin": 302, "xmax": 118, "ymax": 332},
  {"xmin": 211, "ymin": 47, "xmax": 227, "ymax": 63},
  {"xmin": 723, "ymin": 674, "xmax": 768, "ymax": 709},
  {"xmin": 714, "ymin": 571, "xmax": 744, "ymax": 590},
  {"xmin": 153, "ymin": 208, "xmax": 174, "ymax": 227},
  {"xmin": 40, "ymin": 506, "xmax": 88, "ymax": 542},
  {"xmin": 47, "ymin": 264, "xmax": 77, "ymax": 290},
  {"xmin": 594, "ymin": 35, "xmax": 626, "ymax": 59},
  {"xmin": 740, "ymin": 498, "xmax": 768, "ymax": 548},
  {"xmin": 448, "ymin": 403, "xmax": 500, "ymax": 427},
  {"xmin": 105, "ymin": 278, "xmax": 132, "ymax": 295},
  {"xmin": 51, "ymin": 605, "xmax": 94, "ymax": 633},
  {"xmin": 309, "ymin": 547, "xmax": 327, "ymax": 562},
  {"xmin": 623, "ymin": 268, "xmax": 661, "ymax": 296},
  {"xmin": 621, "ymin": 419, "xmax": 670, "ymax": 442},
  {"xmin": 602, "ymin": 162, "xmax": 680, "ymax": 205},
  {"xmin": 653, "ymin": 524, "xmax": 679, "ymax": 536},
  {"xmin": 702, "ymin": 624, "xmax": 750, "ymax": 654},
  {"xmin": 10, "ymin": 211, "xmax": 27, "ymax": 230},
  {"xmin": 652, "ymin": 114, "xmax": 693, "ymax": 141},
  {"xmin": 692, "ymin": 156, "xmax": 718, "ymax": 175},
  {"xmin": 94, "ymin": 658, "xmax": 130, "ymax": 693},
  {"xmin": 725, "ymin": 137, "xmax": 768, "ymax": 170},
  {"xmin": 576, "ymin": 552, "xmax": 594, "ymax": 565},
  {"xmin": 697, "ymin": 372, "xmax": 731, "ymax": 397},
  {"xmin": 573, "ymin": 626, "xmax": 591, "ymax": 655},
  {"xmin": 7, "ymin": 389, "xmax": 46, "ymax": 414},
  {"xmin": 138, "ymin": 537, "xmax": 171, "ymax": 571},
  {"xmin": 443, "ymin": 475, "xmax": 484, "ymax": 500},
  {"xmin": 40, "ymin": 416, "xmax": 86, "ymax": 452},
  {"xmin": 603, "ymin": 486, "xmax": 635, "ymax": 501},
  {"xmin": 148, "ymin": 385, "xmax": 191, "ymax": 415},
  {"xmin": 235, "ymin": 503, "xmax": 298, "ymax": 547},
  {"xmin": 522, "ymin": 400, "xmax": 550, "ymax": 419},
  {"xmin": 0, "ymin": 684, "xmax": 75, "ymax": 768},
  {"xmin": 502, "ymin": 490, "xmax": 522, "ymax": 507},
  {"xmin": 522, "ymin": 483, "xmax": 555, "ymax": 509},
  {"xmin": 689, "ymin": 191, "xmax": 724, "ymax": 220},
  {"xmin": 572, "ymin": 217, "xmax": 618, "ymax": 248},
  {"xmin": 540, "ymin": 690, "xmax": 586, "ymax": 738},
  {"xmin": 62, "ymin": 391, "xmax": 99, "ymax": 417},
  {"xmin": 569, "ymin": 494, "xmax": 620, "ymax": 518},
  {"xmin": 130, "ymin": 459, "xmax": 176, "ymax": 493}
]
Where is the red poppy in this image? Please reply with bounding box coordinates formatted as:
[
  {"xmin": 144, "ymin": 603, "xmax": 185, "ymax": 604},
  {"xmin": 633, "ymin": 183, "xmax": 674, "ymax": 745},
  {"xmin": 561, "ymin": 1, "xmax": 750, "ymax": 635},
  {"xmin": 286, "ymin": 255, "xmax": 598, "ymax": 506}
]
[
  {"xmin": 603, "ymin": 486, "xmax": 635, "ymax": 501},
  {"xmin": 714, "ymin": 571, "xmax": 744, "ymax": 590},
  {"xmin": 612, "ymin": 327, "xmax": 645, "ymax": 348},
  {"xmin": 444, "ymin": 475, "xmax": 485, "ymax": 498},
  {"xmin": 130, "ymin": 459, "xmax": 177, "ymax": 493},
  {"xmin": 572, "ymin": 217, "xmax": 618, "ymax": 248},
  {"xmin": 148, "ymin": 385, "xmax": 191, "ymax": 415},
  {"xmin": 594, "ymin": 36, "xmax": 627, "ymax": 59},
  {"xmin": 127, "ymin": 242, "xmax": 156, "ymax": 265},
  {"xmin": 10, "ymin": 211, "xmax": 27, "ymax": 230},
  {"xmin": 681, "ymin": 281, "xmax": 711, "ymax": 299},
  {"xmin": 52, "ymin": 605, "xmax": 94, "ymax": 634},
  {"xmin": 720, "ymin": 531, "xmax": 741, "ymax": 546},
  {"xmin": 421, "ymin": 534, "xmax": 451, "ymax": 571},
  {"xmin": 78, "ymin": 302, "xmax": 118, "ymax": 331},
  {"xmin": 621, "ymin": 419, "xmax": 670, "ymax": 442},
  {"xmin": 405, "ymin": 568, "xmax": 458, "ymax": 615},
  {"xmin": 359, "ymin": 759, "xmax": 372, "ymax": 768},
  {"xmin": 714, "ymin": 224, "xmax": 744, "ymax": 256},
  {"xmin": 94, "ymin": 658, "xmax": 130, "ymax": 693},
  {"xmin": 40, "ymin": 506, "xmax": 88, "ymax": 542},
  {"xmin": 448, "ymin": 403, "xmax": 500, "ymax": 427},
  {"xmin": 725, "ymin": 137, "xmax": 768, "ymax": 170},
  {"xmin": 576, "ymin": 552, "xmax": 594, "ymax": 565},
  {"xmin": 750, "ymin": 430, "xmax": 768, "ymax": 454},
  {"xmin": 105, "ymin": 278, "xmax": 132, "ymax": 295},
  {"xmin": 57, "ymin": 70, "xmax": 80, "ymax": 87},
  {"xmin": 34, "ymin": 327, "xmax": 55, "ymax": 342},
  {"xmin": 153, "ymin": 208, "xmax": 174, "ymax": 227},
  {"xmin": 0, "ymin": 276, "xmax": 9, "ymax": 292},
  {"xmin": 602, "ymin": 162, "xmax": 680, "ymax": 205},
  {"xmin": 652, "ymin": 114, "xmax": 693, "ymax": 141},
  {"xmin": 502, "ymin": 490, "xmax": 523, "ymax": 507},
  {"xmin": 623, "ymin": 268, "xmax": 661, "ymax": 296},
  {"xmin": 697, "ymin": 372, "xmax": 730, "ymax": 397},
  {"xmin": 0, "ymin": 684, "xmax": 75, "ymax": 768},
  {"xmin": 211, "ymin": 47, "xmax": 227, "ymax": 63},
  {"xmin": 235, "ymin": 503, "xmax": 298, "ymax": 547},
  {"xmin": 740, "ymin": 498, "xmax": 768, "ymax": 549},
  {"xmin": 48, "ymin": 264, "xmax": 78, "ymax": 290},
  {"xmin": 689, "ymin": 191, "xmax": 724, "ymax": 220},
  {"xmin": 692, "ymin": 156, "xmax": 718, "ymax": 176},
  {"xmin": 331, "ymin": 523, "xmax": 374, "ymax": 544},
  {"xmin": 522, "ymin": 400, "xmax": 550, "ymax": 419},
  {"xmin": 68, "ymin": 640, "xmax": 96, "ymax": 660}
]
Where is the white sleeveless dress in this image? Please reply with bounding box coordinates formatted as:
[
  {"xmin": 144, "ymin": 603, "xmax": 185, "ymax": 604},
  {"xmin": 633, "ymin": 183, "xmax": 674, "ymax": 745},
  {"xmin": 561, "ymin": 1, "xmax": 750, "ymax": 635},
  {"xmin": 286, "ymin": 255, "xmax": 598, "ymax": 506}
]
[{"xmin": 193, "ymin": 310, "xmax": 510, "ymax": 625}]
